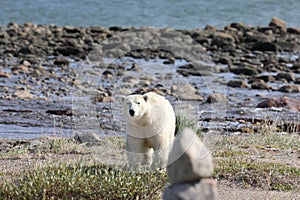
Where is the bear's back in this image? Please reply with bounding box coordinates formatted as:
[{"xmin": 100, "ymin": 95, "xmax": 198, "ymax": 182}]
[
  {"xmin": 143, "ymin": 92, "xmax": 175, "ymax": 124},
  {"xmin": 143, "ymin": 92, "xmax": 170, "ymax": 106}
]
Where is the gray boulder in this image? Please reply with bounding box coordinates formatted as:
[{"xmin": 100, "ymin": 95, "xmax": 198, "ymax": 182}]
[{"xmin": 167, "ymin": 128, "xmax": 213, "ymax": 184}]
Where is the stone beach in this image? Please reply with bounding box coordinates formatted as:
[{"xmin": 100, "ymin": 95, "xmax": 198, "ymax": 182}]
[{"xmin": 0, "ymin": 17, "xmax": 299, "ymax": 138}]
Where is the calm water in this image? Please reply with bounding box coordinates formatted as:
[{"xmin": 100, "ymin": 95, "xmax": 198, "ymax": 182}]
[{"xmin": 1, "ymin": 0, "xmax": 300, "ymax": 29}]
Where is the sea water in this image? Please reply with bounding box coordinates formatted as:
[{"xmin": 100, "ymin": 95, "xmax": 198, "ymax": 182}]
[{"xmin": 1, "ymin": 0, "xmax": 300, "ymax": 29}]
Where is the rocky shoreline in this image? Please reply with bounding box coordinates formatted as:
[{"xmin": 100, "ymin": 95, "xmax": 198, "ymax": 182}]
[{"xmin": 0, "ymin": 17, "xmax": 299, "ymax": 138}]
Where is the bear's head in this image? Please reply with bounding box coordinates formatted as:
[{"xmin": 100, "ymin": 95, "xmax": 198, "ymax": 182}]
[{"xmin": 122, "ymin": 94, "xmax": 150, "ymax": 125}]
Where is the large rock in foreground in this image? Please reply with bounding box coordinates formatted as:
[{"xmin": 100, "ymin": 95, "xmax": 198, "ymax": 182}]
[
  {"xmin": 167, "ymin": 128, "xmax": 213, "ymax": 184},
  {"xmin": 164, "ymin": 128, "xmax": 216, "ymax": 200}
]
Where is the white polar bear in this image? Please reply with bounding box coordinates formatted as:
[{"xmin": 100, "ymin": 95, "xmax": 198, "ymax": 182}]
[{"xmin": 122, "ymin": 92, "xmax": 176, "ymax": 170}]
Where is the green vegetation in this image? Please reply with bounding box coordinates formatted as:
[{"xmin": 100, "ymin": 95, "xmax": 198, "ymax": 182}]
[
  {"xmin": 209, "ymin": 132, "xmax": 300, "ymax": 151},
  {"xmin": 214, "ymin": 158, "xmax": 300, "ymax": 191},
  {"xmin": 0, "ymin": 163, "xmax": 167, "ymax": 200},
  {"xmin": 0, "ymin": 114, "xmax": 299, "ymax": 199},
  {"xmin": 175, "ymin": 113, "xmax": 201, "ymax": 136}
]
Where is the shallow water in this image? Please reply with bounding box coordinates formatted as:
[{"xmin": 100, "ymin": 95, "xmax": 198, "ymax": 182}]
[{"xmin": 0, "ymin": 56, "xmax": 299, "ymax": 139}]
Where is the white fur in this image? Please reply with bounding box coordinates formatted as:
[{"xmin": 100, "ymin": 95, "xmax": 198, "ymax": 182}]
[{"xmin": 122, "ymin": 92, "xmax": 176, "ymax": 170}]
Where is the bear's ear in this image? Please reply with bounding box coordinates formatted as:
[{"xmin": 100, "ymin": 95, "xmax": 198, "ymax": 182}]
[
  {"xmin": 143, "ymin": 95, "xmax": 148, "ymax": 102},
  {"xmin": 116, "ymin": 95, "xmax": 126, "ymax": 103}
]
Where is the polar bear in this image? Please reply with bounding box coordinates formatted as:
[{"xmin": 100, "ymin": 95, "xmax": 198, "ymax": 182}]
[{"xmin": 122, "ymin": 92, "xmax": 176, "ymax": 170}]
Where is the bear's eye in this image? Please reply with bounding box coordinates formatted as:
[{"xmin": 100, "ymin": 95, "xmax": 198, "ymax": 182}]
[{"xmin": 136, "ymin": 102, "xmax": 140, "ymax": 105}]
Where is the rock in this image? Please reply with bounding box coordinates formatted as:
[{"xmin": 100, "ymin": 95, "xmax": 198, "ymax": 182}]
[
  {"xmin": 269, "ymin": 17, "xmax": 286, "ymax": 31},
  {"xmin": 167, "ymin": 128, "xmax": 213, "ymax": 184},
  {"xmin": 55, "ymin": 46, "xmax": 83, "ymax": 56},
  {"xmin": 177, "ymin": 63, "xmax": 213, "ymax": 77},
  {"xmin": 276, "ymin": 40, "xmax": 300, "ymax": 52},
  {"xmin": 175, "ymin": 84, "xmax": 203, "ymax": 101},
  {"xmin": 227, "ymin": 80, "xmax": 248, "ymax": 88},
  {"xmin": 63, "ymin": 26, "xmax": 82, "ymax": 34},
  {"xmin": 29, "ymin": 140, "xmax": 43, "ymax": 149},
  {"xmin": 216, "ymin": 57, "xmax": 232, "ymax": 67},
  {"xmin": 276, "ymin": 72, "xmax": 296, "ymax": 82},
  {"xmin": 73, "ymin": 132, "xmax": 102, "ymax": 144},
  {"xmin": 19, "ymin": 60, "xmax": 31, "ymax": 67},
  {"xmin": 46, "ymin": 109, "xmax": 73, "ymax": 116},
  {"xmin": 291, "ymin": 63, "xmax": 300, "ymax": 73},
  {"xmin": 18, "ymin": 45, "xmax": 35, "ymax": 55},
  {"xmin": 122, "ymin": 75, "xmax": 139, "ymax": 84},
  {"xmin": 287, "ymin": 27, "xmax": 300, "ymax": 34},
  {"xmin": 243, "ymin": 30, "xmax": 273, "ymax": 43},
  {"xmin": 94, "ymin": 96, "xmax": 114, "ymax": 103},
  {"xmin": 257, "ymin": 97, "xmax": 300, "ymax": 111},
  {"xmin": 12, "ymin": 65, "xmax": 30, "ymax": 74},
  {"xmin": 211, "ymin": 32, "xmax": 235, "ymax": 47},
  {"xmin": 163, "ymin": 179, "xmax": 218, "ymax": 200},
  {"xmin": 53, "ymin": 57, "xmax": 70, "ymax": 66},
  {"xmin": 230, "ymin": 22, "xmax": 251, "ymax": 31},
  {"xmin": 206, "ymin": 93, "xmax": 227, "ymax": 103},
  {"xmin": 230, "ymin": 63, "xmax": 259, "ymax": 76},
  {"xmin": 13, "ymin": 89, "xmax": 33, "ymax": 99},
  {"xmin": 252, "ymin": 42, "xmax": 279, "ymax": 52},
  {"xmin": 278, "ymin": 84, "xmax": 300, "ymax": 93},
  {"xmin": 176, "ymin": 93, "xmax": 203, "ymax": 101},
  {"xmin": 251, "ymin": 79, "xmax": 271, "ymax": 90},
  {"xmin": 0, "ymin": 71, "xmax": 11, "ymax": 78},
  {"xmin": 256, "ymin": 75, "xmax": 276, "ymax": 82}
]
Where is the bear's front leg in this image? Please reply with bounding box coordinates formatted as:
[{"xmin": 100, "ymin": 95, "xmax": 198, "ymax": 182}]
[
  {"xmin": 149, "ymin": 136, "xmax": 172, "ymax": 170},
  {"xmin": 126, "ymin": 135, "xmax": 153, "ymax": 170}
]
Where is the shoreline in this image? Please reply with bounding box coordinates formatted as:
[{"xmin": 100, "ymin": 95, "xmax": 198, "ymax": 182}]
[
  {"xmin": 0, "ymin": 18, "xmax": 300, "ymax": 139},
  {"xmin": 0, "ymin": 18, "xmax": 300, "ymax": 61}
]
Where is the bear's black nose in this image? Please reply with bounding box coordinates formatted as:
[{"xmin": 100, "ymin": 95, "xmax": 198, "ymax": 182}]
[{"xmin": 129, "ymin": 109, "xmax": 135, "ymax": 116}]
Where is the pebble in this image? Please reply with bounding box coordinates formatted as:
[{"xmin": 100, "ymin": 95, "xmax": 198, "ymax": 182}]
[
  {"xmin": 53, "ymin": 57, "xmax": 70, "ymax": 66},
  {"xmin": 257, "ymin": 97, "xmax": 300, "ymax": 111},
  {"xmin": 72, "ymin": 132, "xmax": 103, "ymax": 145},
  {"xmin": 227, "ymin": 80, "xmax": 248, "ymax": 88},
  {"xmin": 278, "ymin": 84, "xmax": 300, "ymax": 93},
  {"xmin": 175, "ymin": 84, "xmax": 203, "ymax": 101},
  {"xmin": 0, "ymin": 71, "xmax": 11, "ymax": 78},
  {"xmin": 13, "ymin": 89, "xmax": 33, "ymax": 99},
  {"xmin": 250, "ymin": 79, "xmax": 271, "ymax": 90},
  {"xmin": 206, "ymin": 93, "xmax": 227, "ymax": 103},
  {"xmin": 269, "ymin": 17, "xmax": 287, "ymax": 31},
  {"xmin": 276, "ymin": 72, "xmax": 296, "ymax": 82}
]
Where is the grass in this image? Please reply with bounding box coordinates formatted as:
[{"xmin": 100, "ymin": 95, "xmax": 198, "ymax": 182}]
[
  {"xmin": 175, "ymin": 103, "xmax": 202, "ymax": 136},
  {"xmin": 0, "ymin": 138, "xmax": 88, "ymax": 160},
  {"xmin": 0, "ymin": 148, "xmax": 298, "ymax": 199},
  {"xmin": 209, "ymin": 132, "xmax": 300, "ymax": 152},
  {"xmin": 0, "ymin": 114, "xmax": 299, "ymax": 199},
  {"xmin": 0, "ymin": 163, "xmax": 167, "ymax": 200},
  {"xmin": 214, "ymin": 158, "xmax": 300, "ymax": 191},
  {"xmin": 0, "ymin": 147, "xmax": 30, "ymax": 159}
]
